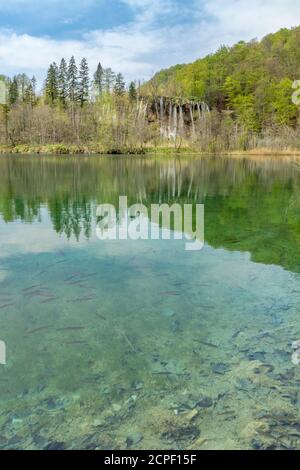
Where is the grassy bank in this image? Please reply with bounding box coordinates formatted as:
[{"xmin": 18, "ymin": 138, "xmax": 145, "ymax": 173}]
[{"xmin": 1, "ymin": 143, "xmax": 300, "ymax": 157}]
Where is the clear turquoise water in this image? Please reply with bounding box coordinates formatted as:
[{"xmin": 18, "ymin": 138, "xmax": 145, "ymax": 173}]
[{"xmin": 0, "ymin": 154, "xmax": 300, "ymax": 450}]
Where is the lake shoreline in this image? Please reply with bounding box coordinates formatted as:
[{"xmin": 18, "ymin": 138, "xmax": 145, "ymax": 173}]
[{"xmin": 1, "ymin": 144, "xmax": 300, "ymax": 158}]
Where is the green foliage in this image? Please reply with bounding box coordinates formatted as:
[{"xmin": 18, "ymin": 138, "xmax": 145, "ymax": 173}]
[{"xmin": 148, "ymin": 26, "xmax": 300, "ymax": 131}]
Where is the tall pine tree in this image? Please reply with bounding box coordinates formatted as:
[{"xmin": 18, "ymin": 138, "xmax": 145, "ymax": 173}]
[
  {"xmin": 78, "ymin": 58, "xmax": 89, "ymax": 107},
  {"xmin": 103, "ymin": 68, "xmax": 115, "ymax": 93},
  {"xmin": 45, "ymin": 63, "xmax": 58, "ymax": 104},
  {"xmin": 58, "ymin": 58, "xmax": 68, "ymax": 107},
  {"xmin": 9, "ymin": 77, "xmax": 19, "ymax": 105},
  {"xmin": 129, "ymin": 81, "xmax": 137, "ymax": 102},
  {"xmin": 114, "ymin": 73, "xmax": 126, "ymax": 96},
  {"xmin": 67, "ymin": 56, "xmax": 78, "ymax": 104},
  {"xmin": 93, "ymin": 62, "xmax": 103, "ymax": 96}
]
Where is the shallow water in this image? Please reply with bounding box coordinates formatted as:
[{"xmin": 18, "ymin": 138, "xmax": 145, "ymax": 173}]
[{"xmin": 0, "ymin": 154, "xmax": 300, "ymax": 450}]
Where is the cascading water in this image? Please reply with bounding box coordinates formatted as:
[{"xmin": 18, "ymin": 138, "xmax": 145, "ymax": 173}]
[
  {"xmin": 197, "ymin": 103, "xmax": 201, "ymax": 121},
  {"xmin": 190, "ymin": 104, "xmax": 196, "ymax": 139},
  {"xmin": 173, "ymin": 105, "xmax": 178, "ymax": 138},
  {"xmin": 160, "ymin": 97, "xmax": 164, "ymax": 137},
  {"xmin": 179, "ymin": 105, "xmax": 184, "ymax": 134},
  {"xmin": 169, "ymin": 102, "xmax": 172, "ymax": 138}
]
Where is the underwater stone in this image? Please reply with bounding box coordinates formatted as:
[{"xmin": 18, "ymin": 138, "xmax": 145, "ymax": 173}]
[
  {"xmin": 197, "ymin": 397, "xmax": 213, "ymax": 408},
  {"xmin": 132, "ymin": 381, "xmax": 144, "ymax": 390},
  {"xmin": 292, "ymin": 340, "xmax": 300, "ymax": 350},
  {"xmin": 291, "ymin": 350, "xmax": 300, "ymax": 366},
  {"xmin": 247, "ymin": 352, "xmax": 266, "ymax": 362},
  {"xmin": 44, "ymin": 441, "xmax": 66, "ymax": 450},
  {"xmin": 212, "ymin": 363, "xmax": 230, "ymax": 375},
  {"xmin": 126, "ymin": 433, "xmax": 143, "ymax": 448},
  {"xmin": 162, "ymin": 308, "xmax": 176, "ymax": 318},
  {"xmin": 112, "ymin": 403, "xmax": 122, "ymax": 413},
  {"xmin": 11, "ymin": 418, "xmax": 23, "ymax": 427},
  {"xmin": 161, "ymin": 425, "xmax": 200, "ymax": 445}
]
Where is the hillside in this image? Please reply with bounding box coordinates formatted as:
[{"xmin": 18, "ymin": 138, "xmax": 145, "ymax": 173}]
[{"xmin": 145, "ymin": 27, "xmax": 300, "ymax": 132}]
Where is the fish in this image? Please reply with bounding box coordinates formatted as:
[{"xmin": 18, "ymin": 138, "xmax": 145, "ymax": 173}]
[
  {"xmin": 65, "ymin": 280, "xmax": 89, "ymax": 286},
  {"xmin": 40, "ymin": 298, "xmax": 56, "ymax": 304},
  {"xmin": 66, "ymin": 341, "xmax": 88, "ymax": 345},
  {"xmin": 0, "ymin": 303, "xmax": 14, "ymax": 309},
  {"xmin": 160, "ymin": 291, "xmax": 180, "ymax": 296},
  {"xmin": 67, "ymin": 296, "xmax": 94, "ymax": 303},
  {"xmin": 96, "ymin": 313, "xmax": 107, "ymax": 321},
  {"xmin": 22, "ymin": 284, "xmax": 43, "ymax": 292},
  {"xmin": 46, "ymin": 259, "xmax": 68, "ymax": 268},
  {"xmin": 56, "ymin": 327, "xmax": 85, "ymax": 331},
  {"xmin": 194, "ymin": 339, "xmax": 218, "ymax": 349},
  {"xmin": 24, "ymin": 290, "xmax": 53, "ymax": 298},
  {"xmin": 26, "ymin": 325, "xmax": 52, "ymax": 335}
]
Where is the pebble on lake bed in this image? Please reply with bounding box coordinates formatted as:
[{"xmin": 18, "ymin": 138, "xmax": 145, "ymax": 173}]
[
  {"xmin": 292, "ymin": 340, "xmax": 300, "ymax": 350},
  {"xmin": 291, "ymin": 350, "xmax": 300, "ymax": 366},
  {"xmin": 291, "ymin": 340, "xmax": 300, "ymax": 365}
]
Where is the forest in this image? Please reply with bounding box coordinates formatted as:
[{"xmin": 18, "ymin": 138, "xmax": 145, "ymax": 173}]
[{"xmin": 1, "ymin": 26, "xmax": 300, "ymax": 154}]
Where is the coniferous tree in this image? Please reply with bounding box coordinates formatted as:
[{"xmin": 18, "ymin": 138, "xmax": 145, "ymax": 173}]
[
  {"xmin": 129, "ymin": 81, "xmax": 137, "ymax": 102},
  {"xmin": 103, "ymin": 68, "xmax": 115, "ymax": 93},
  {"xmin": 93, "ymin": 62, "xmax": 104, "ymax": 96},
  {"xmin": 78, "ymin": 58, "xmax": 89, "ymax": 107},
  {"xmin": 9, "ymin": 77, "xmax": 19, "ymax": 105},
  {"xmin": 16, "ymin": 73, "xmax": 31, "ymax": 102},
  {"xmin": 58, "ymin": 58, "xmax": 68, "ymax": 107},
  {"xmin": 31, "ymin": 76, "xmax": 37, "ymax": 102},
  {"xmin": 23, "ymin": 76, "xmax": 37, "ymax": 106},
  {"xmin": 45, "ymin": 63, "xmax": 58, "ymax": 104},
  {"xmin": 67, "ymin": 56, "xmax": 79, "ymax": 104},
  {"xmin": 114, "ymin": 73, "xmax": 126, "ymax": 96}
]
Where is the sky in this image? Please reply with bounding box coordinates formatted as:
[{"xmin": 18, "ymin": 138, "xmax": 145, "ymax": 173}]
[{"xmin": 1, "ymin": 0, "xmax": 300, "ymax": 85}]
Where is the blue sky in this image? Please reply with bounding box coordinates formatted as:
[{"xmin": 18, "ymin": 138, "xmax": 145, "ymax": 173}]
[{"xmin": 1, "ymin": 0, "xmax": 300, "ymax": 85}]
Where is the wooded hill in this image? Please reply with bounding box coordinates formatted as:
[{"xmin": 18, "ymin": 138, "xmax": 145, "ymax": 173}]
[{"xmin": 145, "ymin": 26, "xmax": 300, "ymax": 132}]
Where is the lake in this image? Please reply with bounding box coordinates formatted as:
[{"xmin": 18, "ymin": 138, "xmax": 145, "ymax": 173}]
[{"xmin": 0, "ymin": 154, "xmax": 300, "ymax": 450}]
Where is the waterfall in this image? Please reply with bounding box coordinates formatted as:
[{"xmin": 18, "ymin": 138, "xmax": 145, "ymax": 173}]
[
  {"xmin": 169, "ymin": 101, "xmax": 172, "ymax": 138},
  {"xmin": 173, "ymin": 105, "xmax": 178, "ymax": 137},
  {"xmin": 179, "ymin": 105, "xmax": 184, "ymax": 133},
  {"xmin": 155, "ymin": 102, "xmax": 159, "ymax": 122},
  {"xmin": 197, "ymin": 103, "xmax": 201, "ymax": 121},
  {"xmin": 160, "ymin": 97, "xmax": 164, "ymax": 137},
  {"xmin": 203, "ymin": 102, "xmax": 210, "ymax": 113},
  {"xmin": 190, "ymin": 104, "xmax": 195, "ymax": 138}
]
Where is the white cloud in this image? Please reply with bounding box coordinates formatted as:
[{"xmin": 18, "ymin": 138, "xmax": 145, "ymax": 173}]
[{"xmin": 0, "ymin": 0, "xmax": 300, "ymax": 84}]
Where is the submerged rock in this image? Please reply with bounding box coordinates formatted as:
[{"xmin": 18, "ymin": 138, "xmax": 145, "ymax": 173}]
[
  {"xmin": 212, "ymin": 363, "xmax": 231, "ymax": 375},
  {"xmin": 292, "ymin": 340, "xmax": 300, "ymax": 350},
  {"xmin": 247, "ymin": 352, "xmax": 266, "ymax": 362},
  {"xmin": 126, "ymin": 432, "xmax": 143, "ymax": 448},
  {"xmin": 44, "ymin": 441, "xmax": 66, "ymax": 450},
  {"xmin": 197, "ymin": 397, "xmax": 213, "ymax": 408},
  {"xmin": 162, "ymin": 308, "xmax": 176, "ymax": 318},
  {"xmin": 161, "ymin": 425, "xmax": 200, "ymax": 445},
  {"xmin": 291, "ymin": 350, "xmax": 300, "ymax": 366}
]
